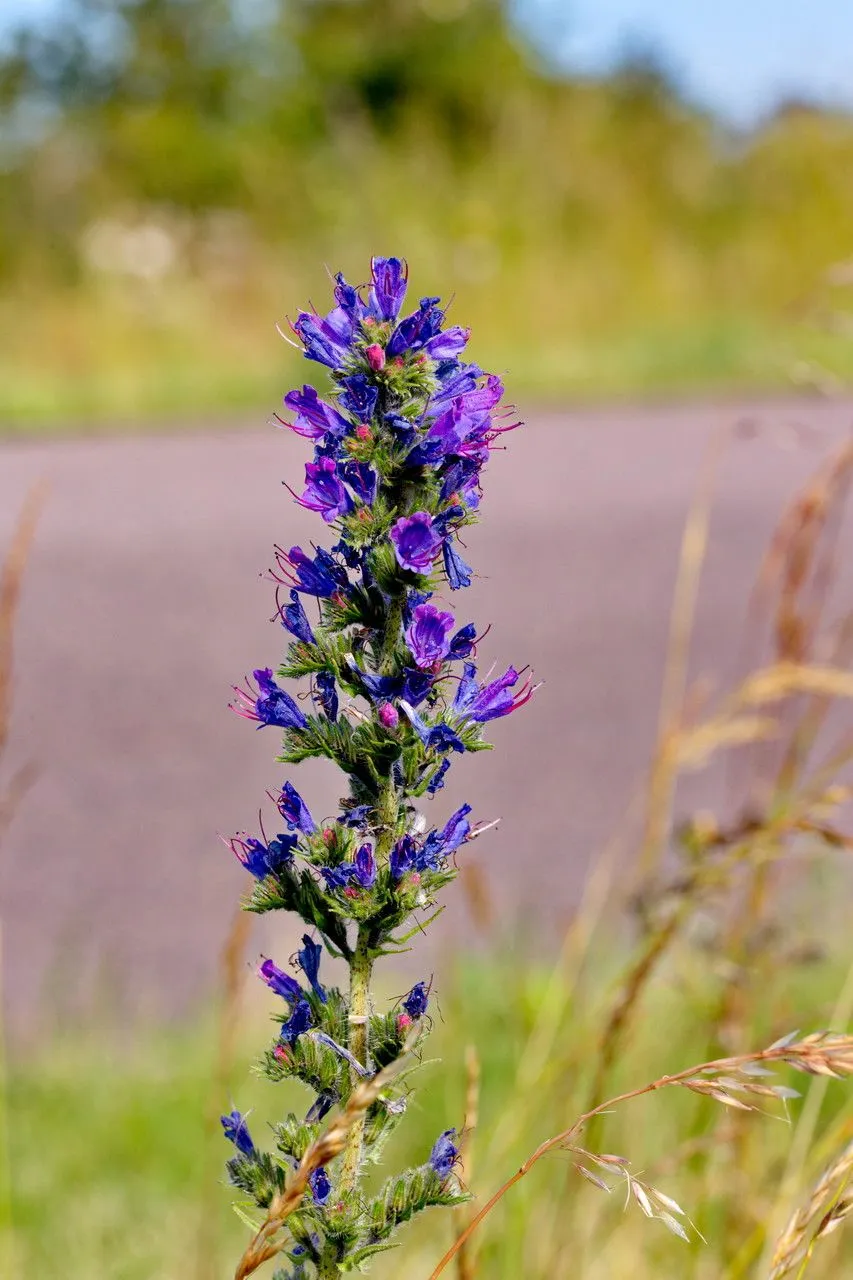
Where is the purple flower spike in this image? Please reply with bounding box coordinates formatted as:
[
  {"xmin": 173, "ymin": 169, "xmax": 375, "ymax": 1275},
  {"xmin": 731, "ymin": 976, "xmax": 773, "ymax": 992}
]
[
  {"xmin": 299, "ymin": 458, "xmax": 354, "ymax": 524},
  {"xmin": 369, "ymin": 256, "xmax": 408, "ymax": 321},
  {"xmin": 259, "ymin": 958, "xmax": 303, "ymax": 1003},
  {"xmin": 389, "ymin": 513, "xmax": 443, "ymax": 574},
  {"xmin": 406, "ymin": 602, "xmax": 455, "ymax": 669},
  {"xmin": 277, "ymin": 781, "xmax": 316, "ymax": 835},
  {"xmin": 221, "ymin": 1110, "xmax": 255, "ymax": 1157},
  {"xmin": 428, "ymin": 1129, "xmax": 459, "ymax": 1181},
  {"xmin": 230, "ymin": 668, "xmax": 307, "ymax": 730}
]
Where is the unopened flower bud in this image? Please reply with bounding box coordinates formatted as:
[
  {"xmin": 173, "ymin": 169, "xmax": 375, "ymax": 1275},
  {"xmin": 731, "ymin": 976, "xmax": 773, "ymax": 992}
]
[
  {"xmin": 355, "ymin": 424, "xmax": 372, "ymax": 441},
  {"xmin": 365, "ymin": 343, "xmax": 386, "ymax": 372},
  {"xmin": 378, "ymin": 701, "xmax": 399, "ymax": 730}
]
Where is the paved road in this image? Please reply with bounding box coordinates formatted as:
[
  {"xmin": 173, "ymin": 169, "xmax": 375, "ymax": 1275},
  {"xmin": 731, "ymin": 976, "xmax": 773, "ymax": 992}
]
[{"xmin": 2, "ymin": 399, "xmax": 852, "ymax": 1035}]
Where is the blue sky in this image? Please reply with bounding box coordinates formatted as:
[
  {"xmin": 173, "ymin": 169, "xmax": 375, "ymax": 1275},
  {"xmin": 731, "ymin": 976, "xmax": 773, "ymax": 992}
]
[{"xmin": 3, "ymin": 0, "xmax": 853, "ymax": 126}]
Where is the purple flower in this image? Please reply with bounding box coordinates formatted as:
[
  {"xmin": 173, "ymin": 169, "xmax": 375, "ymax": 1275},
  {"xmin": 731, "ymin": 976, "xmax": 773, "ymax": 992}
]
[
  {"xmin": 297, "ymin": 935, "xmax": 327, "ymax": 1004},
  {"xmin": 277, "ymin": 781, "xmax": 316, "ymax": 835},
  {"xmin": 390, "ymin": 513, "xmax": 443, "ymax": 574},
  {"xmin": 321, "ymin": 864, "xmax": 357, "ymax": 892},
  {"xmin": 426, "ymin": 759, "xmax": 451, "ymax": 794},
  {"xmin": 299, "ymin": 458, "xmax": 353, "ymax": 524},
  {"xmin": 280, "ymin": 998, "xmax": 313, "ymax": 1044},
  {"xmin": 228, "ymin": 832, "xmax": 297, "ymax": 879},
  {"xmin": 309, "ymin": 1166, "xmax": 332, "ymax": 1205},
  {"xmin": 274, "ymin": 546, "xmax": 346, "ymax": 598},
  {"xmin": 294, "ymin": 308, "xmax": 354, "ymax": 369},
  {"xmin": 221, "ymin": 1110, "xmax": 255, "ymax": 1157},
  {"xmin": 314, "ymin": 670, "xmax": 338, "ymax": 721},
  {"xmin": 443, "ymin": 539, "xmax": 473, "ymax": 591},
  {"xmin": 403, "ymin": 981, "xmax": 429, "ymax": 1019},
  {"xmin": 369, "ymin": 256, "xmax": 408, "ymax": 321},
  {"xmin": 341, "ymin": 461, "xmax": 378, "ymax": 505},
  {"xmin": 423, "ymin": 325, "xmax": 470, "ymax": 360},
  {"xmin": 354, "ymin": 843, "xmax": 376, "ymax": 888},
  {"xmin": 453, "ymin": 662, "xmax": 536, "ymax": 722},
  {"xmin": 231, "ymin": 669, "xmax": 307, "ymax": 730},
  {"xmin": 259, "ymin": 958, "xmax": 303, "ymax": 1003},
  {"xmin": 333, "ymin": 271, "xmax": 367, "ymax": 323},
  {"xmin": 340, "ymin": 804, "xmax": 371, "ymax": 828},
  {"xmin": 405, "ymin": 603, "xmax": 455, "ymax": 669},
  {"xmin": 419, "ymin": 803, "xmax": 472, "ymax": 869},
  {"xmin": 387, "ymin": 296, "xmax": 444, "ymax": 358},
  {"xmin": 448, "ymin": 623, "xmax": 476, "ymax": 660},
  {"xmin": 278, "ymin": 589, "xmax": 315, "ymax": 645},
  {"xmin": 282, "ymin": 386, "xmax": 349, "ymax": 440},
  {"xmin": 339, "ymin": 373, "xmax": 378, "ymax": 422},
  {"xmin": 390, "ymin": 835, "xmax": 417, "ymax": 880},
  {"xmin": 428, "ymin": 1129, "xmax": 459, "ymax": 1181}
]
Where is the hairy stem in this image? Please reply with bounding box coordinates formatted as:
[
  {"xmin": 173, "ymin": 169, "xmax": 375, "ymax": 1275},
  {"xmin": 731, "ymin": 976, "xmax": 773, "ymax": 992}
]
[{"xmin": 339, "ymin": 925, "xmax": 374, "ymax": 1195}]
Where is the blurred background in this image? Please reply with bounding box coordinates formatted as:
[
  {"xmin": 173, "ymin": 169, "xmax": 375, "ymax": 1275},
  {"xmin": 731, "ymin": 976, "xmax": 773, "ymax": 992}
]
[
  {"xmin": 4, "ymin": 4, "xmax": 853, "ymax": 1279},
  {"xmin": 2, "ymin": 0, "xmax": 853, "ymax": 426}
]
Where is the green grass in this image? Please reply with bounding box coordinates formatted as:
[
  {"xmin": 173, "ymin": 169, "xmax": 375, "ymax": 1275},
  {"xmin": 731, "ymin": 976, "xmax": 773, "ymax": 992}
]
[{"xmin": 8, "ymin": 937, "xmax": 853, "ymax": 1279}]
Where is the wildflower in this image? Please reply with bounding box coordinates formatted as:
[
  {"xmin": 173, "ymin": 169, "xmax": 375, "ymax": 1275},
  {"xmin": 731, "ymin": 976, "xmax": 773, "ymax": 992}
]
[
  {"xmin": 299, "ymin": 458, "xmax": 353, "ymax": 524},
  {"xmin": 277, "ymin": 781, "xmax": 316, "ymax": 836},
  {"xmin": 405, "ymin": 602, "xmax": 455, "ymax": 669},
  {"xmin": 340, "ymin": 804, "xmax": 371, "ymax": 828},
  {"xmin": 297, "ymin": 935, "xmax": 328, "ymax": 1004},
  {"xmin": 426, "ymin": 758, "xmax": 451, "ymax": 794},
  {"xmin": 428, "ymin": 1129, "xmax": 459, "ymax": 1181},
  {"xmin": 389, "ymin": 512, "xmax": 443, "ymax": 574},
  {"xmin": 340, "ymin": 460, "xmax": 378, "ymax": 504},
  {"xmin": 221, "ymin": 1110, "xmax": 255, "ymax": 1157},
  {"xmin": 387, "ymin": 296, "xmax": 444, "ymax": 358},
  {"xmin": 443, "ymin": 538, "xmax": 473, "ymax": 590},
  {"xmin": 453, "ymin": 662, "xmax": 536, "ymax": 722},
  {"xmin": 369, "ymin": 255, "xmax": 408, "ymax": 321},
  {"xmin": 339, "ymin": 373, "xmax": 378, "ymax": 422},
  {"xmin": 294, "ymin": 308, "xmax": 354, "ymax": 370},
  {"xmin": 314, "ymin": 670, "xmax": 338, "ymax": 721},
  {"xmin": 321, "ymin": 864, "xmax": 357, "ymax": 891},
  {"xmin": 282, "ymin": 386, "xmax": 350, "ymax": 440},
  {"xmin": 278, "ymin": 589, "xmax": 315, "ymax": 645},
  {"xmin": 448, "ymin": 622, "xmax": 477, "ymax": 660},
  {"xmin": 280, "ymin": 999, "xmax": 313, "ymax": 1044},
  {"xmin": 259, "ymin": 958, "xmax": 303, "ymax": 1003},
  {"xmin": 403, "ymin": 981, "xmax": 429, "ymax": 1019},
  {"xmin": 275, "ymin": 546, "xmax": 346, "ymax": 597},
  {"xmin": 231, "ymin": 668, "xmax": 307, "ymax": 730},
  {"xmin": 365, "ymin": 343, "xmax": 385, "ymax": 372},
  {"xmin": 418, "ymin": 804, "xmax": 472, "ymax": 869},
  {"xmin": 390, "ymin": 835, "xmax": 417, "ymax": 880},
  {"xmin": 400, "ymin": 701, "xmax": 465, "ymax": 754},
  {"xmin": 310, "ymin": 1167, "xmax": 332, "ymax": 1205},
  {"xmin": 229, "ymin": 832, "xmax": 297, "ymax": 879},
  {"xmin": 353, "ymin": 843, "xmax": 376, "ymax": 888}
]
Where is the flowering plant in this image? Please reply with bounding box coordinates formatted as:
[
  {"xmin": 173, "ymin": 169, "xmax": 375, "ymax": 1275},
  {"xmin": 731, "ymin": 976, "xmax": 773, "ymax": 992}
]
[{"xmin": 223, "ymin": 257, "xmax": 533, "ymax": 1279}]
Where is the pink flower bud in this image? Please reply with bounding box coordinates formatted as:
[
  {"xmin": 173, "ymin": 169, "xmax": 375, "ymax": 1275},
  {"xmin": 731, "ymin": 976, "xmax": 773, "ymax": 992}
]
[
  {"xmin": 355, "ymin": 424, "xmax": 372, "ymax": 441},
  {"xmin": 365, "ymin": 343, "xmax": 386, "ymax": 372},
  {"xmin": 378, "ymin": 701, "xmax": 399, "ymax": 730},
  {"xmin": 397, "ymin": 1012, "xmax": 413, "ymax": 1032},
  {"xmin": 274, "ymin": 1044, "xmax": 291, "ymax": 1064},
  {"xmin": 322, "ymin": 827, "xmax": 335, "ymax": 846}
]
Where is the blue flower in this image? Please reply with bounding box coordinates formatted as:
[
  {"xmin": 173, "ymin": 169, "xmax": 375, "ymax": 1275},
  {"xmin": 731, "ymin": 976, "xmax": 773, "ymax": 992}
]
[
  {"xmin": 277, "ymin": 781, "xmax": 316, "ymax": 835},
  {"xmin": 339, "ymin": 373, "xmax": 379, "ymax": 422},
  {"xmin": 447, "ymin": 623, "xmax": 477, "ymax": 660},
  {"xmin": 390, "ymin": 835, "xmax": 417, "ymax": 880},
  {"xmin": 282, "ymin": 386, "xmax": 350, "ymax": 440},
  {"xmin": 280, "ymin": 998, "xmax": 313, "ymax": 1044},
  {"xmin": 229, "ymin": 832, "xmax": 297, "ymax": 879},
  {"xmin": 402, "ymin": 981, "xmax": 429, "ymax": 1019},
  {"xmin": 259, "ymin": 958, "xmax": 303, "ymax": 1003},
  {"xmin": 294, "ymin": 307, "xmax": 354, "ymax": 369},
  {"xmin": 400, "ymin": 701, "xmax": 465, "ymax": 754},
  {"xmin": 321, "ymin": 864, "xmax": 357, "ymax": 891},
  {"xmin": 418, "ymin": 804, "xmax": 472, "ymax": 869},
  {"xmin": 425, "ymin": 759, "xmax": 451, "ymax": 794},
  {"xmin": 387, "ymin": 296, "xmax": 444, "ymax": 358},
  {"xmin": 309, "ymin": 1166, "xmax": 332, "ymax": 1206},
  {"xmin": 340, "ymin": 460, "xmax": 378, "ymax": 504},
  {"xmin": 299, "ymin": 459, "xmax": 353, "ymax": 523},
  {"xmin": 221, "ymin": 1110, "xmax": 255, "ymax": 1157},
  {"xmin": 278, "ymin": 589, "xmax": 315, "ymax": 645},
  {"xmin": 231, "ymin": 668, "xmax": 308, "ymax": 730},
  {"xmin": 390, "ymin": 512, "xmax": 443, "ymax": 574},
  {"xmin": 340, "ymin": 804, "xmax": 372, "ymax": 828},
  {"xmin": 333, "ymin": 271, "xmax": 367, "ymax": 323},
  {"xmin": 354, "ymin": 843, "xmax": 377, "ymax": 888},
  {"xmin": 369, "ymin": 256, "xmax": 408, "ymax": 321},
  {"xmin": 443, "ymin": 538, "xmax": 473, "ymax": 591},
  {"xmin": 314, "ymin": 670, "xmax": 338, "ymax": 721},
  {"xmin": 452, "ymin": 662, "xmax": 535, "ymax": 722},
  {"xmin": 428, "ymin": 1129, "xmax": 459, "ymax": 1181},
  {"xmin": 405, "ymin": 602, "xmax": 455, "ymax": 669},
  {"xmin": 275, "ymin": 546, "xmax": 347, "ymax": 598},
  {"xmin": 297, "ymin": 935, "xmax": 327, "ymax": 1004}
]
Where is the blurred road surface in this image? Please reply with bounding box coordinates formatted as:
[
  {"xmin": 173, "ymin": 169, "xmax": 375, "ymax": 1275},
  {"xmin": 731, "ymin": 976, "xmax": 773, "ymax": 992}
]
[{"xmin": 2, "ymin": 398, "xmax": 853, "ymax": 1034}]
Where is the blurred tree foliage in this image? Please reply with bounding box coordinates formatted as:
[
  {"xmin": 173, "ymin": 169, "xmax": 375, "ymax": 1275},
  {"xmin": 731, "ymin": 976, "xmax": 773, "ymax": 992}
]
[{"xmin": 1, "ymin": 0, "xmax": 853, "ymax": 419}]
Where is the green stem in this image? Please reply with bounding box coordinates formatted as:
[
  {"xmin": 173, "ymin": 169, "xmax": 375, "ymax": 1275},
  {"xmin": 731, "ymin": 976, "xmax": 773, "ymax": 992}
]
[
  {"xmin": 378, "ymin": 595, "xmax": 404, "ymax": 675},
  {"xmin": 338, "ymin": 925, "xmax": 374, "ymax": 1195}
]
